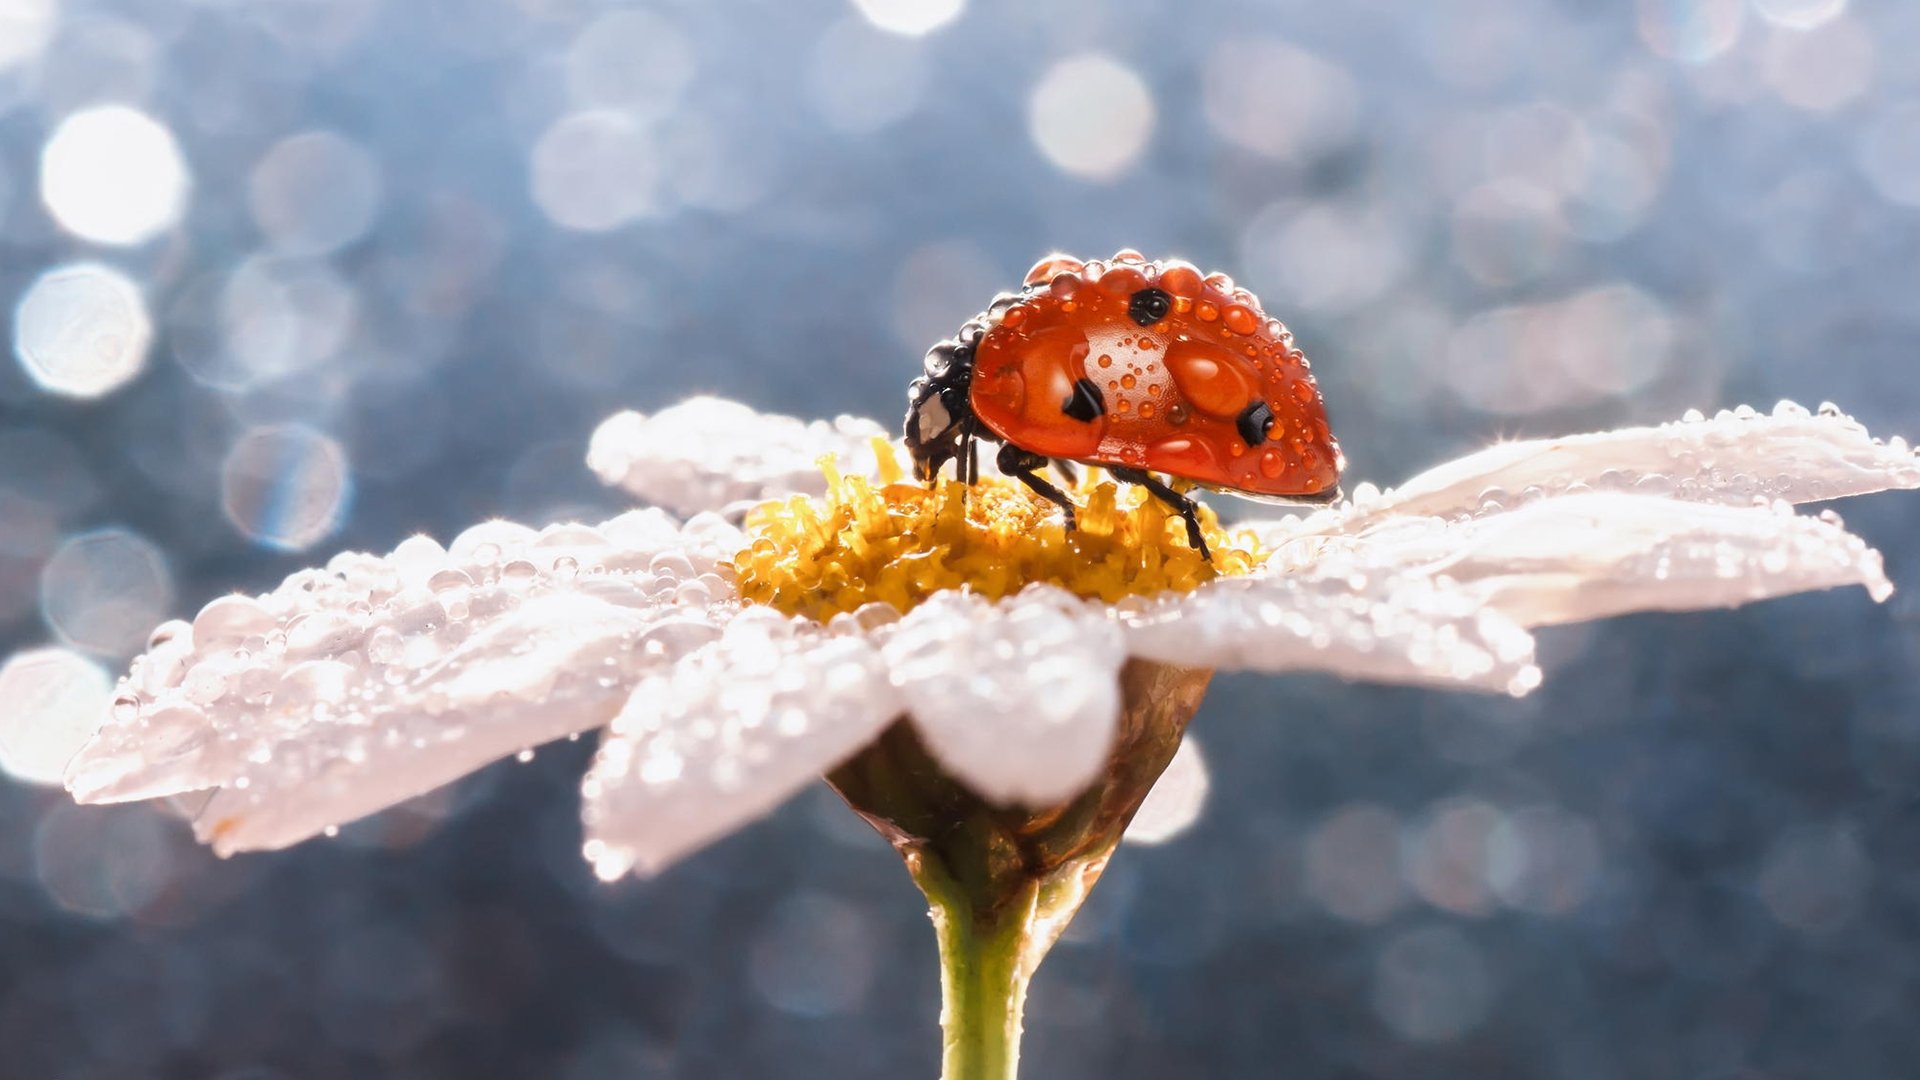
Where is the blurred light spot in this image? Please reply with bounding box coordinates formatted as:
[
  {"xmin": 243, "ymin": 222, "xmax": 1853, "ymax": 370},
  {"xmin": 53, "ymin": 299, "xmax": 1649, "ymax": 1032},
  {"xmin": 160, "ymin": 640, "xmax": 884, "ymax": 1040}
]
[
  {"xmin": 221, "ymin": 424, "xmax": 352, "ymax": 552},
  {"xmin": 748, "ymin": 891, "xmax": 876, "ymax": 1016},
  {"xmin": 1760, "ymin": 18, "xmax": 1874, "ymax": 111},
  {"xmin": 1563, "ymin": 125, "xmax": 1667, "ymax": 241},
  {"xmin": 1753, "ymin": 0, "xmax": 1846, "ymax": 30},
  {"xmin": 889, "ymin": 240, "xmax": 1001, "ymax": 353},
  {"xmin": 530, "ymin": 110, "xmax": 662, "ymax": 232},
  {"xmin": 1125, "ymin": 736, "xmax": 1209, "ymax": 846},
  {"xmin": 1446, "ymin": 284, "xmax": 1675, "ymax": 414},
  {"xmin": 1403, "ymin": 797, "xmax": 1504, "ymax": 917},
  {"xmin": 1487, "ymin": 805, "xmax": 1602, "ymax": 915},
  {"xmin": 221, "ymin": 256, "xmax": 358, "ymax": 383},
  {"xmin": 33, "ymin": 16, "xmax": 159, "ymax": 115},
  {"xmin": 0, "ymin": 647, "xmax": 109, "ymax": 786},
  {"xmin": 1201, "ymin": 38, "xmax": 1357, "ymax": 164},
  {"xmin": 1637, "ymin": 0, "xmax": 1745, "ymax": 63},
  {"xmin": 853, "ymin": 0, "xmax": 963, "ymax": 36},
  {"xmin": 563, "ymin": 1028, "xmax": 672, "ymax": 1080},
  {"xmin": 1451, "ymin": 181, "xmax": 1567, "ymax": 287},
  {"xmin": 39, "ymin": 527, "xmax": 173, "ymax": 657},
  {"xmin": 1415, "ymin": 0, "xmax": 1528, "ymax": 88},
  {"xmin": 1756, "ymin": 822, "xmax": 1870, "ymax": 933},
  {"xmin": 33, "ymin": 803, "xmax": 176, "ymax": 920},
  {"xmin": 13, "ymin": 262, "xmax": 152, "ymax": 399},
  {"xmin": 1241, "ymin": 200, "xmax": 1410, "ymax": 315},
  {"xmin": 1027, "ymin": 54, "xmax": 1154, "ymax": 182},
  {"xmin": 40, "ymin": 105, "xmax": 190, "ymax": 246},
  {"xmin": 1482, "ymin": 103, "xmax": 1589, "ymax": 196},
  {"xmin": 246, "ymin": 0, "xmax": 379, "ymax": 55},
  {"xmin": 807, "ymin": 18, "xmax": 928, "ymax": 134},
  {"xmin": 566, "ymin": 10, "xmax": 695, "ymax": 119},
  {"xmin": 0, "ymin": 0, "xmax": 56, "ymax": 74},
  {"xmin": 1304, "ymin": 803, "xmax": 1406, "ymax": 924},
  {"xmin": 1371, "ymin": 925, "xmax": 1494, "ymax": 1042},
  {"xmin": 1857, "ymin": 102, "xmax": 1920, "ymax": 207},
  {"xmin": 659, "ymin": 112, "xmax": 773, "ymax": 214},
  {"xmin": 248, "ymin": 131, "xmax": 384, "ymax": 256}
]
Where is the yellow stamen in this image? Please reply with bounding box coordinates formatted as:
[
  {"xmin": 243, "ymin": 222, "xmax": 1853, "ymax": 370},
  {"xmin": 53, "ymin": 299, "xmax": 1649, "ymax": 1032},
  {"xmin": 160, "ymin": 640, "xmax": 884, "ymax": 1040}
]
[{"xmin": 729, "ymin": 439, "xmax": 1264, "ymax": 621}]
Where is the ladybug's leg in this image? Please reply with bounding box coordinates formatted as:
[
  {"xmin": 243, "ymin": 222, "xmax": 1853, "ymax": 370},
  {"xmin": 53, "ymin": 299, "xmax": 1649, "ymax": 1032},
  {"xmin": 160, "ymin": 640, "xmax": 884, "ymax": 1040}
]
[
  {"xmin": 1108, "ymin": 466, "xmax": 1213, "ymax": 562},
  {"xmin": 1048, "ymin": 458, "xmax": 1081, "ymax": 486},
  {"xmin": 997, "ymin": 443, "xmax": 1079, "ymax": 532}
]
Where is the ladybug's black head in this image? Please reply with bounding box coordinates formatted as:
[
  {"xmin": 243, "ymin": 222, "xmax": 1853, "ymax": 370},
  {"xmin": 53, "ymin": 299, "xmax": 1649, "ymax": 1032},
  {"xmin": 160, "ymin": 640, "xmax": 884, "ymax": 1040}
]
[{"xmin": 903, "ymin": 337, "xmax": 976, "ymax": 484}]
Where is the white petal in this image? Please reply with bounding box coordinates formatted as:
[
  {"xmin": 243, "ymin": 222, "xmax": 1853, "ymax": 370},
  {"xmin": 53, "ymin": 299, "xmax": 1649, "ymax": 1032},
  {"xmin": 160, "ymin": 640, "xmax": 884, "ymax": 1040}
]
[
  {"xmin": 880, "ymin": 585, "xmax": 1127, "ymax": 807},
  {"xmin": 587, "ymin": 396, "xmax": 893, "ymax": 516},
  {"xmin": 1283, "ymin": 492, "xmax": 1892, "ymax": 628},
  {"xmin": 66, "ymin": 510, "xmax": 746, "ymax": 856},
  {"xmin": 1121, "ymin": 571, "xmax": 1540, "ymax": 697},
  {"xmin": 1266, "ymin": 402, "xmax": 1920, "ymax": 540},
  {"xmin": 579, "ymin": 607, "xmax": 900, "ymax": 879}
]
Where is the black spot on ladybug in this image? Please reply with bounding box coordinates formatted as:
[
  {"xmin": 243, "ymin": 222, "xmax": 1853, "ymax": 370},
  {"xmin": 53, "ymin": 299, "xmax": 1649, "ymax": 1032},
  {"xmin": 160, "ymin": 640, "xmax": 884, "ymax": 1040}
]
[
  {"xmin": 1237, "ymin": 400, "xmax": 1275, "ymax": 446},
  {"xmin": 1061, "ymin": 378, "xmax": 1105, "ymax": 423},
  {"xmin": 1127, "ymin": 288, "xmax": 1172, "ymax": 327}
]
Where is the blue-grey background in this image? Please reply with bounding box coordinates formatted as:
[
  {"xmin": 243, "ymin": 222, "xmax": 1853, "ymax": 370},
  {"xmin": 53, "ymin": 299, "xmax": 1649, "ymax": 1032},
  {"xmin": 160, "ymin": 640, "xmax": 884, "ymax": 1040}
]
[{"xmin": 3, "ymin": 0, "xmax": 1920, "ymax": 1076}]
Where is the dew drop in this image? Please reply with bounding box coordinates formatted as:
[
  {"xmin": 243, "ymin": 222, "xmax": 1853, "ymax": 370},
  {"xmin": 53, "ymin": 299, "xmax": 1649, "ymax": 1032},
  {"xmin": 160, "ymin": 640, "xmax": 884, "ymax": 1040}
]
[
  {"xmin": 428, "ymin": 568, "xmax": 473, "ymax": 594},
  {"xmin": 192, "ymin": 591, "xmax": 278, "ymax": 653}
]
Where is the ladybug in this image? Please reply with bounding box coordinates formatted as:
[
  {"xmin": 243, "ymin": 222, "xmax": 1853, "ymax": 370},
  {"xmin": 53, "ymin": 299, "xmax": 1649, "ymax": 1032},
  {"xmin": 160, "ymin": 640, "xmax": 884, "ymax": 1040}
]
[{"xmin": 904, "ymin": 250, "xmax": 1344, "ymax": 560}]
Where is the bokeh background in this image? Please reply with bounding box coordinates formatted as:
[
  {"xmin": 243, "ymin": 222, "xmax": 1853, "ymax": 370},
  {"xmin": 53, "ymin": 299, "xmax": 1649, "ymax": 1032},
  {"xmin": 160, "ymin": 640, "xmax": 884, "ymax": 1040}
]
[{"xmin": 2, "ymin": 0, "xmax": 1920, "ymax": 1076}]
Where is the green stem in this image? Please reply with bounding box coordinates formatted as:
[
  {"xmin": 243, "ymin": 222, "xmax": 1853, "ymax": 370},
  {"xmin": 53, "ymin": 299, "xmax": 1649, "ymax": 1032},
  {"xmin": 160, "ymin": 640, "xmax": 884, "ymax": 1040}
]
[
  {"xmin": 929, "ymin": 876, "xmax": 1035, "ymax": 1080},
  {"xmin": 914, "ymin": 838, "xmax": 1112, "ymax": 1080}
]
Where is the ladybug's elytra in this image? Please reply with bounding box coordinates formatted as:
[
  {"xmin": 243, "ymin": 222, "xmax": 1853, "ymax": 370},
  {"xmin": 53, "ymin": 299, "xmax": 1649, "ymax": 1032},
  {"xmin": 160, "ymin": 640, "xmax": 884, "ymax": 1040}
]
[{"xmin": 904, "ymin": 250, "xmax": 1344, "ymax": 560}]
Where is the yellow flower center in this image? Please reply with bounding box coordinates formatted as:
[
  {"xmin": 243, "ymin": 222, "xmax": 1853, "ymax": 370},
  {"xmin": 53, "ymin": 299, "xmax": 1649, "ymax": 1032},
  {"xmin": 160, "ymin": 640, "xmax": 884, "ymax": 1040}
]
[{"xmin": 729, "ymin": 439, "xmax": 1264, "ymax": 621}]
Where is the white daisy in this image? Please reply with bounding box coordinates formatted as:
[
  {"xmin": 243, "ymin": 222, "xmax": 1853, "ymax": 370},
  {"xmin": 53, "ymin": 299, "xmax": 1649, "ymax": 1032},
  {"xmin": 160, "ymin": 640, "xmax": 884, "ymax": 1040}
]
[
  {"xmin": 56, "ymin": 393, "xmax": 1917, "ymax": 1080},
  {"xmin": 64, "ymin": 396, "xmax": 1916, "ymax": 872}
]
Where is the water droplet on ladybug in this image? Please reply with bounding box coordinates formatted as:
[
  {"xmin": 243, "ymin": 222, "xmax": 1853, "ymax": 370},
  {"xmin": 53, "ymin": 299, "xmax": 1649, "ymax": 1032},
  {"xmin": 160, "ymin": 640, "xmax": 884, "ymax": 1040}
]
[
  {"xmin": 1224, "ymin": 305, "xmax": 1258, "ymax": 335},
  {"xmin": 1121, "ymin": 373, "xmax": 1136, "ymax": 389},
  {"xmin": 1196, "ymin": 302, "xmax": 1219, "ymax": 322},
  {"xmin": 1026, "ymin": 254, "xmax": 1084, "ymax": 285},
  {"xmin": 1204, "ymin": 271, "xmax": 1235, "ymax": 293},
  {"xmin": 1112, "ymin": 248, "xmax": 1145, "ymax": 263},
  {"xmin": 1097, "ymin": 354, "xmax": 1112, "ymax": 368},
  {"xmin": 1259, "ymin": 449, "xmax": 1284, "ymax": 478},
  {"xmin": 1049, "ymin": 274, "xmax": 1079, "ymax": 299}
]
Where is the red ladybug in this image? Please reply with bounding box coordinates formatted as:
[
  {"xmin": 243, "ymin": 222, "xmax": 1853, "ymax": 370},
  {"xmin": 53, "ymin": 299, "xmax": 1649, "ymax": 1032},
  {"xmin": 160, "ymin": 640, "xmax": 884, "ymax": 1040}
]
[{"xmin": 904, "ymin": 250, "xmax": 1344, "ymax": 560}]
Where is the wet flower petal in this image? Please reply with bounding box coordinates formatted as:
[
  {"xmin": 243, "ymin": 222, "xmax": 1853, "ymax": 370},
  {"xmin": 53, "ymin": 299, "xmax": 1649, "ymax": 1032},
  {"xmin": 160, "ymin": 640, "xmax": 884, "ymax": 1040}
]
[
  {"xmin": 1271, "ymin": 493, "xmax": 1893, "ymax": 628},
  {"xmin": 580, "ymin": 607, "xmax": 901, "ymax": 879},
  {"xmin": 67, "ymin": 510, "xmax": 745, "ymax": 855},
  {"xmin": 881, "ymin": 586, "xmax": 1127, "ymax": 805},
  {"xmin": 1121, "ymin": 570, "xmax": 1541, "ymax": 697},
  {"xmin": 1299, "ymin": 402, "xmax": 1920, "ymax": 537},
  {"xmin": 588, "ymin": 396, "xmax": 893, "ymax": 516}
]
